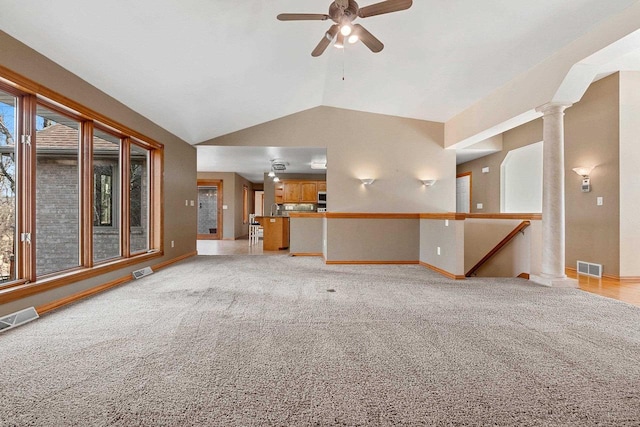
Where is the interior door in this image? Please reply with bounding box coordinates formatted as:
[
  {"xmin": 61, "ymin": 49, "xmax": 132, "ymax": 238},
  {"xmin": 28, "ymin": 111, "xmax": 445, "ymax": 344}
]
[
  {"xmin": 197, "ymin": 180, "xmax": 223, "ymax": 240},
  {"xmin": 456, "ymin": 173, "xmax": 471, "ymax": 214}
]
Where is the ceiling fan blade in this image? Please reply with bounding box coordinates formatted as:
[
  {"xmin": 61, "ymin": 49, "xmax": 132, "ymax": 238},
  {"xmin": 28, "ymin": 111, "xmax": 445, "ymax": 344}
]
[
  {"xmin": 312, "ymin": 25, "xmax": 340, "ymax": 57},
  {"xmin": 358, "ymin": 0, "xmax": 413, "ymax": 18},
  {"xmin": 353, "ymin": 24, "xmax": 384, "ymax": 53},
  {"xmin": 277, "ymin": 13, "xmax": 330, "ymax": 21}
]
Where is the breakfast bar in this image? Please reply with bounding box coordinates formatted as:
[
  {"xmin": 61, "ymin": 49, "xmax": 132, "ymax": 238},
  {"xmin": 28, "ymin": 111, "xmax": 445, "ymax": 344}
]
[{"xmin": 255, "ymin": 216, "xmax": 290, "ymax": 251}]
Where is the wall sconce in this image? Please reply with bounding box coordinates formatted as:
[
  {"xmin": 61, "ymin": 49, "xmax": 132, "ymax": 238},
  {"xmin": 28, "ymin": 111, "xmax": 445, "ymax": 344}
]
[
  {"xmin": 420, "ymin": 179, "xmax": 437, "ymax": 187},
  {"xmin": 572, "ymin": 166, "xmax": 595, "ymax": 192},
  {"xmin": 360, "ymin": 178, "xmax": 375, "ymax": 185},
  {"xmin": 273, "ymin": 176, "xmax": 280, "ymax": 183}
]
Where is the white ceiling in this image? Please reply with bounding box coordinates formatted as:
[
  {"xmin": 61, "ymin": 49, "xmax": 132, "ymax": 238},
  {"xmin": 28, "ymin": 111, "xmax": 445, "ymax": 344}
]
[
  {"xmin": 1, "ymin": 0, "xmax": 638, "ymax": 147},
  {"xmin": 3, "ymin": 1, "xmax": 640, "ymax": 177},
  {"xmin": 197, "ymin": 146, "xmax": 327, "ymax": 183}
]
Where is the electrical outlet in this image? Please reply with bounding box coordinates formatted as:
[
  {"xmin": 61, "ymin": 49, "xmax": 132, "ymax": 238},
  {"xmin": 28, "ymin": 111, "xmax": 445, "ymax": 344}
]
[
  {"xmin": 171, "ymin": 240, "xmax": 174, "ymax": 248},
  {"xmin": 597, "ymin": 197, "xmax": 603, "ymax": 206},
  {"xmin": 477, "ymin": 203, "xmax": 483, "ymax": 210},
  {"xmin": 185, "ymin": 200, "xmax": 188, "ymax": 206},
  {"xmin": 190, "ymin": 200, "xmax": 195, "ymax": 206},
  {"xmin": 437, "ymin": 247, "xmax": 441, "ymax": 256},
  {"xmin": 445, "ymin": 220, "xmax": 449, "ymax": 227}
]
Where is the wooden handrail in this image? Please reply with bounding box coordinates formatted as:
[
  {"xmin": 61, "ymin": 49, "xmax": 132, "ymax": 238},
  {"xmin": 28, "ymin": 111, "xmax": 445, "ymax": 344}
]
[{"xmin": 466, "ymin": 221, "xmax": 531, "ymax": 277}]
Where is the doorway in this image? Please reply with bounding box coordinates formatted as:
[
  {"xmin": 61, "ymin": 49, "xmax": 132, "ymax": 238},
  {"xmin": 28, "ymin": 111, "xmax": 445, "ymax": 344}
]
[
  {"xmin": 197, "ymin": 180, "xmax": 223, "ymax": 240},
  {"xmin": 456, "ymin": 172, "xmax": 471, "ymax": 213},
  {"xmin": 254, "ymin": 191, "xmax": 264, "ymax": 216}
]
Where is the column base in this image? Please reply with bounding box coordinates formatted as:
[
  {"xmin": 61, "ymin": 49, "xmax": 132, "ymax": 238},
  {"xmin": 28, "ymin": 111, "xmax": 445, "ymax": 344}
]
[{"xmin": 530, "ymin": 274, "xmax": 578, "ymax": 288}]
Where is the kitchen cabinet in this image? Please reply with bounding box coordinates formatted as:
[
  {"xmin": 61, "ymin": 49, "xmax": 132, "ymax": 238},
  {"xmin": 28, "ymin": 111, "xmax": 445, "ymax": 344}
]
[
  {"xmin": 275, "ymin": 182, "xmax": 284, "ymax": 204},
  {"xmin": 317, "ymin": 181, "xmax": 327, "ymax": 192},
  {"xmin": 300, "ymin": 182, "xmax": 317, "ymax": 202},
  {"xmin": 256, "ymin": 216, "xmax": 289, "ymax": 250},
  {"xmin": 282, "ymin": 180, "xmax": 322, "ymax": 203},
  {"xmin": 283, "ymin": 181, "xmax": 300, "ymax": 203}
]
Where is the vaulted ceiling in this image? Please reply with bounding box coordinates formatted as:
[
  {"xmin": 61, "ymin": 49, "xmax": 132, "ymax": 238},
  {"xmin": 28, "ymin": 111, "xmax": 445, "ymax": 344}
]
[{"xmin": 1, "ymin": 0, "xmax": 638, "ymax": 146}]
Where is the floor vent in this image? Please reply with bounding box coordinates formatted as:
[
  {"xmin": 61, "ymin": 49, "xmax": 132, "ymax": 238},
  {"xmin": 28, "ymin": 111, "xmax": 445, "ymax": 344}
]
[
  {"xmin": 577, "ymin": 261, "xmax": 603, "ymax": 278},
  {"xmin": 0, "ymin": 307, "xmax": 39, "ymax": 333},
  {"xmin": 132, "ymin": 266, "xmax": 153, "ymax": 279}
]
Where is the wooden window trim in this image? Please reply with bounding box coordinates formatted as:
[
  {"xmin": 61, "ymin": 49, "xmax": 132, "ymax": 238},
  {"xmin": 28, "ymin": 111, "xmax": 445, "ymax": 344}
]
[{"xmin": 0, "ymin": 64, "xmax": 164, "ymax": 294}]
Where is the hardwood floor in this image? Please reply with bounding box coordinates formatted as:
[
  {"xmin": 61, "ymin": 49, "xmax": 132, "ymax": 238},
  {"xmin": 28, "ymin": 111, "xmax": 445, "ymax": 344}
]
[
  {"xmin": 197, "ymin": 238, "xmax": 288, "ymax": 256},
  {"xmin": 566, "ymin": 270, "xmax": 640, "ymax": 307}
]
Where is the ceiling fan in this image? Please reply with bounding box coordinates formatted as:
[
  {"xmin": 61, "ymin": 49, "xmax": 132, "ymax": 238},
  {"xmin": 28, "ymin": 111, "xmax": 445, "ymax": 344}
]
[{"xmin": 277, "ymin": 0, "xmax": 413, "ymax": 57}]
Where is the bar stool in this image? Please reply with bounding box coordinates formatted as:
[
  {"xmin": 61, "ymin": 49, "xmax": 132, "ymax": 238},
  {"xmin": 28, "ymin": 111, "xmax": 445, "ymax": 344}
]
[{"xmin": 248, "ymin": 214, "xmax": 261, "ymax": 246}]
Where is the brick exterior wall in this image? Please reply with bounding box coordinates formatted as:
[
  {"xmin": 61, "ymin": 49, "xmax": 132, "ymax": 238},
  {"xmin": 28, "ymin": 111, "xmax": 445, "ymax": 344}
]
[
  {"xmin": 36, "ymin": 157, "xmax": 80, "ymax": 276},
  {"xmin": 35, "ymin": 156, "xmax": 149, "ymax": 275}
]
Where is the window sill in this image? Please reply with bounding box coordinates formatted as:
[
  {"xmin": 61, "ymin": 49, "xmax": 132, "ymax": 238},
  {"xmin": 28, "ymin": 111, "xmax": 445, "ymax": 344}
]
[{"xmin": 0, "ymin": 250, "xmax": 163, "ymax": 305}]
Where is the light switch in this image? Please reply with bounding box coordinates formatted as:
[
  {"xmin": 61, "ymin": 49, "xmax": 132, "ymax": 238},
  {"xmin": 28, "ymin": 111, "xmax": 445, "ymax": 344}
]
[
  {"xmin": 190, "ymin": 200, "xmax": 194, "ymax": 206},
  {"xmin": 482, "ymin": 167, "xmax": 490, "ymax": 173},
  {"xmin": 437, "ymin": 247, "xmax": 441, "ymax": 256},
  {"xmin": 222, "ymin": 205, "xmax": 228, "ymax": 210},
  {"xmin": 185, "ymin": 200, "xmax": 188, "ymax": 206},
  {"xmin": 597, "ymin": 197, "xmax": 603, "ymax": 206}
]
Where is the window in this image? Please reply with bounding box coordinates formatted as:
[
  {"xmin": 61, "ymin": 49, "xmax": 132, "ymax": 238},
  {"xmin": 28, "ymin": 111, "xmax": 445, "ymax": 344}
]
[
  {"xmin": 93, "ymin": 126, "xmax": 121, "ymax": 262},
  {"xmin": 0, "ymin": 88, "xmax": 16, "ymax": 283},
  {"xmin": 35, "ymin": 104, "xmax": 81, "ymax": 276},
  {"xmin": 129, "ymin": 143, "xmax": 149, "ymax": 253},
  {"xmin": 0, "ymin": 70, "xmax": 163, "ymax": 296}
]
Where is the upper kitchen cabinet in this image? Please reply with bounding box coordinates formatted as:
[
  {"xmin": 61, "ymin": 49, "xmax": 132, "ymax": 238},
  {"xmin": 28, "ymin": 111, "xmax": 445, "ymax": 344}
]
[
  {"xmin": 300, "ymin": 182, "xmax": 317, "ymax": 203},
  {"xmin": 275, "ymin": 182, "xmax": 285, "ymax": 204},
  {"xmin": 283, "ymin": 181, "xmax": 301, "ymax": 203},
  {"xmin": 317, "ymin": 181, "xmax": 327, "ymax": 192},
  {"xmin": 282, "ymin": 180, "xmax": 323, "ymax": 203}
]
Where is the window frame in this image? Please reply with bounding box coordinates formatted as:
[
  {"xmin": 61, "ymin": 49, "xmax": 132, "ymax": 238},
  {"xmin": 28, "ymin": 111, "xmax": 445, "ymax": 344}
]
[{"xmin": 0, "ymin": 68, "xmax": 164, "ymax": 304}]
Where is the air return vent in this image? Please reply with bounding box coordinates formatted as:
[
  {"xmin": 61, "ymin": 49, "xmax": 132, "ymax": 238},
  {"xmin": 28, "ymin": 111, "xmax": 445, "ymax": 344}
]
[
  {"xmin": 577, "ymin": 261, "xmax": 603, "ymax": 278},
  {"xmin": 132, "ymin": 266, "xmax": 153, "ymax": 279},
  {"xmin": 0, "ymin": 307, "xmax": 39, "ymax": 333}
]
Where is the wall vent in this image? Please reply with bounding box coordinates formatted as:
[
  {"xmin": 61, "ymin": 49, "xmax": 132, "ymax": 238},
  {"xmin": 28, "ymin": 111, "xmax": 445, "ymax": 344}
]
[
  {"xmin": 132, "ymin": 266, "xmax": 153, "ymax": 279},
  {"xmin": 577, "ymin": 261, "xmax": 603, "ymax": 278},
  {"xmin": 0, "ymin": 307, "xmax": 39, "ymax": 333}
]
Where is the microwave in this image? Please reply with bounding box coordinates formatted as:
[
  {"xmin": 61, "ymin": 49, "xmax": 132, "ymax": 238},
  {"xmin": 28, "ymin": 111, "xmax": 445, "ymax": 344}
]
[{"xmin": 317, "ymin": 191, "xmax": 327, "ymax": 204}]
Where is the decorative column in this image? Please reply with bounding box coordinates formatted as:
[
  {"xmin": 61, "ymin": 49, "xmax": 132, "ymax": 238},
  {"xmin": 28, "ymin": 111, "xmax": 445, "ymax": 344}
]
[{"xmin": 531, "ymin": 103, "xmax": 578, "ymax": 288}]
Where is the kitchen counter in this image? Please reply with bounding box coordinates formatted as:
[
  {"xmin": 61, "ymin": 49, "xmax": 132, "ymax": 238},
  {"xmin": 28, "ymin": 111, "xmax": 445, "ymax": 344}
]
[{"xmin": 255, "ymin": 216, "xmax": 290, "ymax": 251}]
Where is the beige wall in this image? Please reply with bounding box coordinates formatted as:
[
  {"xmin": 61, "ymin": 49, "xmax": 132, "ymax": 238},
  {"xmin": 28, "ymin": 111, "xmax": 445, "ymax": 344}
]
[
  {"xmin": 326, "ymin": 219, "xmax": 419, "ymax": 262},
  {"xmin": 564, "ymin": 74, "xmax": 620, "ymax": 276},
  {"xmin": 464, "ymin": 219, "xmax": 541, "ymax": 278},
  {"xmin": 457, "ymin": 74, "xmax": 622, "ymax": 276},
  {"xmin": 456, "ymin": 120, "xmax": 542, "ymax": 214},
  {"xmin": 197, "ymin": 172, "xmax": 255, "ymax": 239},
  {"xmin": 0, "ymin": 31, "xmax": 197, "ymax": 317},
  {"xmin": 290, "ymin": 217, "xmax": 323, "ymax": 255},
  {"xmin": 419, "ymin": 219, "xmax": 464, "ymax": 277},
  {"xmin": 199, "ymin": 107, "xmax": 455, "ymax": 213},
  {"xmin": 618, "ymin": 72, "xmax": 640, "ymax": 277}
]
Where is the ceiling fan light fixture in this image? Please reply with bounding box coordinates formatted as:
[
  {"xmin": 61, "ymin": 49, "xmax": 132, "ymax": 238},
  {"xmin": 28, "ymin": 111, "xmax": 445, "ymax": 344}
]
[
  {"xmin": 273, "ymin": 176, "xmax": 280, "ymax": 183},
  {"xmin": 334, "ymin": 33, "xmax": 345, "ymax": 49},
  {"xmin": 268, "ymin": 169, "xmax": 275, "ymax": 178},
  {"xmin": 348, "ymin": 34, "xmax": 359, "ymax": 44},
  {"xmin": 340, "ymin": 24, "xmax": 352, "ymax": 36}
]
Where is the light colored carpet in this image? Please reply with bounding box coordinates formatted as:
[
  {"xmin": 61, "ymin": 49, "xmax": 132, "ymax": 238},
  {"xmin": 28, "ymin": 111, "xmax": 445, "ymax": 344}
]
[{"xmin": 1, "ymin": 255, "xmax": 639, "ymax": 426}]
